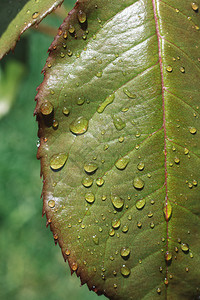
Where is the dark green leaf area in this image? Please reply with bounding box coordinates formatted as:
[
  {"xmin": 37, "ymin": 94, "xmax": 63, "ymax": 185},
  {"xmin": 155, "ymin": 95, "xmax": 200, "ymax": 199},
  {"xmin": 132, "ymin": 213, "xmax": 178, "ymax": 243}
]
[{"xmin": 36, "ymin": 0, "xmax": 200, "ymax": 299}]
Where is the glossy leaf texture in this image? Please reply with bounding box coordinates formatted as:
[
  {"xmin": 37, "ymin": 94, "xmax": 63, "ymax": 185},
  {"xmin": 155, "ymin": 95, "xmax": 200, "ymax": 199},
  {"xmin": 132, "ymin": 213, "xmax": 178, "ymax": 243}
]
[
  {"xmin": 0, "ymin": 0, "xmax": 64, "ymax": 59},
  {"xmin": 35, "ymin": 0, "xmax": 200, "ymax": 299}
]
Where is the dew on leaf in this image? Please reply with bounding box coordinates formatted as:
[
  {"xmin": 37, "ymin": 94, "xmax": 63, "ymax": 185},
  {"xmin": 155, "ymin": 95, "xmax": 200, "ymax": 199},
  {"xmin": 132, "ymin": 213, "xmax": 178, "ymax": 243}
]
[
  {"xmin": 96, "ymin": 71, "xmax": 102, "ymax": 77},
  {"xmin": 137, "ymin": 162, "xmax": 145, "ymax": 171},
  {"xmin": 135, "ymin": 199, "xmax": 146, "ymax": 210},
  {"xmin": 65, "ymin": 249, "xmax": 70, "ymax": 256},
  {"xmin": 133, "ymin": 177, "xmax": 145, "ymax": 190},
  {"xmin": 166, "ymin": 65, "xmax": 173, "ymax": 72},
  {"xmin": 120, "ymin": 265, "xmax": 131, "ymax": 277},
  {"xmin": 109, "ymin": 228, "xmax": 115, "ymax": 236},
  {"xmin": 191, "ymin": 2, "xmax": 199, "ymax": 11},
  {"xmin": 163, "ymin": 200, "xmax": 172, "ymax": 221},
  {"xmin": 32, "ymin": 12, "xmax": 39, "ymax": 19},
  {"xmin": 40, "ymin": 101, "xmax": 53, "ymax": 115},
  {"xmin": 122, "ymin": 225, "xmax": 129, "ymax": 233},
  {"xmin": 84, "ymin": 162, "xmax": 98, "ymax": 174},
  {"xmin": 69, "ymin": 116, "xmax": 88, "ymax": 135},
  {"xmin": 112, "ymin": 219, "xmax": 121, "ymax": 229},
  {"xmin": 97, "ymin": 94, "xmax": 115, "ymax": 113},
  {"xmin": 123, "ymin": 88, "xmax": 136, "ymax": 98},
  {"xmin": 174, "ymin": 157, "xmax": 180, "ymax": 164},
  {"xmin": 181, "ymin": 243, "xmax": 189, "ymax": 252},
  {"xmin": 78, "ymin": 10, "xmax": 87, "ymax": 23},
  {"xmin": 52, "ymin": 119, "xmax": 59, "ymax": 129},
  {"xmin": 48, "ymin": 200, "xmax": 55, "ymax": 208},
  {"xmin": 157, "ymin": 288, "xmax": 161, "ymax": 294},
  {"xmin": 67, "ymin": 50, "xmax": 73, "ymax": 56},
  {"xmin": 118, "ymin": 136, "xmax": 124, "ymax": 143},
  {"xmin": 77, "ymin": 98, "xmax": 85, "ymax": 105},
  {"xmin": 50, "ymin": 153, "xmax": 68, "ymax": 170},
  {"xmin": 150, "ymin": 222, "xmax": 155, "ymax": 228},
  {"xmin": 137, "ymin": 221, "xmax": 142, "ymax": 228},
  {"xmin": 180, "ymin": 66, "xmax": 185, "ymax": 73},
  {"xmin": 120, "ymin": 247, "xmax": 130, "ymax": 258},
  {"xmin": 115, "ymin": 157, "xmax": 129, "ymax": 170},
  {"xmin": 71, "ymin": 262, "xmax": 78, "ymax": 271},
  {"xmin": 111, "ymin": 195, "xmax": 124, "ymax": 209},
  {"xmin": 85, "ymin": 192, "xmax": 95, "ymax": 203},
  {"xmin": 193, "ymin": 179, "xmax": 198, "ymax": 186},
  {"xmin": 69, "ymin": 24, "xmax": 75, "ymax": 33},
  {"xmin": 113, "ymin": 115, "xmax": 126, "ymax": 130},
  {"xmin": 62, "ymin": 107, "xmax": 70, "ymax": 116},
  {"xmin": 82, "ymin": 177, "xmax": 93, "ymax": 187},
  {"xmin": 96, "ymin": 178, "xmax": 104, "ymax": 186},
  {"xmin": 92, "ymin": 235, "xmax": 99, "ymax": 245},
  {"xmin": 165, "ymin": 251, "xmax": 172, "ymax": 262},
  {"xmin": 189, "ymin": 127, "xmax": 197, "ymax": 134}
]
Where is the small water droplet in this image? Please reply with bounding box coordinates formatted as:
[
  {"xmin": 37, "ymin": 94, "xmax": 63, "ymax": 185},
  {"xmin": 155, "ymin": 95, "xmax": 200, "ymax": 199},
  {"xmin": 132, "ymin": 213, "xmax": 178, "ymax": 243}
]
[
  {"xmin": 96, "ymin": 71, "xmax": 102, "ymax": 77},
  {"xmin": 135, "ymin": 199, "xmax": 146, "ymax": 210},
  {"xmin": 84, "ymin": 162, "xmax": 98, "ymax": 174},
  {"xmin": 50, "ymin": 153, "xmax": 68, "ymax": 170},
  {"xmin": 163, "ymin": 200, "xmax": 172, "ymax": 221},
  {"xmin": 137, "ymin": 221, "xmax": 142, "ymax": 228},
  {"xmin": 112, "ymin": 219, "xmax": 121, "ymax": 229},
  {"xmin": 48, "ymin": 200, "xmax": 55, "ymax": 208},
  {"xmin": 85, "ymin": 192, "xmax": 95, "ymax": 203},
  {"xmin": 92, "ymin": 235, "xmax": 99, "ymax": 245},
  {"xmin": 40, "ymin": 101, "xmax": 53, "ymax": 115},
  {"xmin": 115, "ymin": 157, "xmax": 129, "ymax": 170},
  {"xmin": 96, "ymin": 178, "xmax": 104, "ymax": 186},
  {"xmin": 82, "ymin": 177, "xmax": 93, "ymax": 187},
  {"xmin": 120, "ymin": 247, "xmax": 130, "ymax": 258},
  {"xmin": 97, "ymin": 94, "xmax": 115, "ymax": 113},
  {"xmin": 180, "ymin": 66, "xmax": 185, "ymax": 73},
  {"xmin": 165, "ymin": 251, "xmax": 172, "ymax": 262},
  {"xmin": 77, "ymin": 10, "xmax": 87, "ymax": 23},
  {"xmin": 69, "ymin": 24, "xmax": 75, "ymax": 33},
  {"xmin": 109, "ymin": 228, "xmax": 115, "ymax": 236},
  {"xmin": 118, "ymin": 136, "xmax": 124, "ymax": 143},
  {"xmin": 65, "ymin": 249, "xmax": 70, "ymax": 256},
  {"xmin": 67, "ymin": 50, "xmax": 73, "ymax": 56},
  {"xmin": 120, "ymin": 265, "xmax": 131, "ymax": 277},
  {"xmin": 189, "ymin": 127, "xmax": 197, "ymax": 134},
  {"xmin": 111, "ymin": 195, "xmax": 124, "ymax": 209},
  {"xmin": 133, "ymin": 177, "xmax": 145, "ymax": 190},
  {"xmin": 137, "ymin": 162, "xmax": 145, "ymax": 171},
  {"xmin": 123, "ymin": 88, "xmax": 136, "ymax": 98},
  {"xmin": 32, "ymin": 12, "xmax": 39, "ymax": 19},
  {"xmin": 181, "ymin": 243, "xmax": 189, "ymax": 252},
  {"xmin": 113, "ymin": 115, "xmax": 126, "ymax": 131},
  {"xmin": 77, "ymin": 97, "xmax": 85, "ymax": 105},
  {"xmin": 71, "ymin": 262, "xmax": 78, "ymax": 271},
  {"xmin": 62, "ymin": 107, "xmax": 70, "ymax": 116},
  {"xmin": 69, "ymin": 116, "xmax": 88, "ymax": 135},
  {"xmin": 157, "ymin": 288, "xmax": 161, "ymax": 294},
  {"xmin": 122, "ymin": 225, "xmax": 129, "ymax": 233},
  {"xmin": 166, "ymin": 66, "xmax": 173, "ymax": 72}
]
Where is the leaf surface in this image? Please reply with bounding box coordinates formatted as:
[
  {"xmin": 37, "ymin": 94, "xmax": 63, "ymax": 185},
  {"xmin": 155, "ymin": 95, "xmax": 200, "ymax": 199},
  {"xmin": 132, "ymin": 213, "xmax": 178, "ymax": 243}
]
[
  {"xmin": 0, "ymin": 0, "xmax": 64, "ymax": 59},
  {"xmin": 35, "ymin": 0, "xmax": 200, "ymax": 299}
]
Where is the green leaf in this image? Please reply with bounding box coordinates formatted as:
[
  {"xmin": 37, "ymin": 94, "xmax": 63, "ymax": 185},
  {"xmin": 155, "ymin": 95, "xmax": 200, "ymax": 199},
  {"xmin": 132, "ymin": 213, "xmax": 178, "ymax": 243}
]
[
  {"xmin": 0, "ymin": 0, "xmax": 64, "ymax": 59},
  {"xmin": 35, "ymin": 0, "xmax": 200, "ymax": 299}
]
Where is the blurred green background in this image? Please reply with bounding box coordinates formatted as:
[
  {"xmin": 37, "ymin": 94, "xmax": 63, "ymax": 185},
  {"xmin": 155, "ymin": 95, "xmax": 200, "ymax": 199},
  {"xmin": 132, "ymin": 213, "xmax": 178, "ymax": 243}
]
[{"xmin": 0, "ymin": 1, "xmax": 105, "ymax": 299}]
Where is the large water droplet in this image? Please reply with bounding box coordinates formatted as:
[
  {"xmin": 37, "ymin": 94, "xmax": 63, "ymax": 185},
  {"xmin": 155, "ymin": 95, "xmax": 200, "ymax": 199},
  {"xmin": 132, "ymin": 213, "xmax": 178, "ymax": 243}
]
[
  {"xmin": 123, "ymin": 88, "xmax": 136, "ymax": 99},
  {"xmin": 120, "ymin": 265, "xmax": 131, "ymax": 277},
  {"xmin": 97, "ymin": 94, "xmax": 115, "ymax": 113},
  {"xmin": 189, "ymin": 127, "xmax": 197, "ymax": 134},
  {"xmin": 135, "ymin": 199, "xmax": 146, "ymax": 210},
  {"xmin": 112, "ymin": 219, "xmax": 121, "ymax": 229},
  {"xmin": 120, "ymin": 247, "xmax": 130, "ymax": 258},
  {"xmin": 133, "ymin": 177, "xmax": 145, "ymax": 190},
  {"xmin": 40, "ymin": 101, "xmax": 53, "ymax": 115},
  {"xmin": 78, "ymin": 10, "xmax": 87, "ymax": 23},
  {"xmin": 181, "ymin": 243, "xmax": 189, "ymax": 252},
  {"xmin": 50, "ymin": 153, "xmax": 68, "ymax": 170},
  {"xmin": 69, "ymin": 116, "xmax": 88, "ymax": 135},
  {"xmin": 111, "ymin": 195, "xmax": 124, "ymax": 209},
  {"xmin": 191, "ymin": 2, "xmax": 199, "ymax": 11},
  {"xmin": 115, "ymin": 157, "xmax": 129, "ymax": 170},
  {"xmin": 113, "ymin": 115, "xmax": 126, "ymax": 131},
  {"xmin": 84, "ymin": 162, "xmax": 98, "ymax": 174},
  {"xmin": 163, "ymin": 200, "xmax": 172, "ymax": 221}
]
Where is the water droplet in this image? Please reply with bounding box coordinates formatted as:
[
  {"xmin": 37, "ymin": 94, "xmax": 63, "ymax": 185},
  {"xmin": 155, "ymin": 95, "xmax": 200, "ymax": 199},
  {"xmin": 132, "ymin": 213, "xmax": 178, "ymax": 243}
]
[
  {"xmin": 52, "ymin": 119, "xmax": 59, "ymax": 129},
  {"xmin": 50, "ymin": 153, "xmax": 68, "ymax": 170},
  {"xmin": 189, "ymin": 127, "xmax": 197, "ymax": 134},
  {"xmin": 180, "ymin": 66, "xmax": 185, "ymax": 73},
  {"xmin": 115, "ymin": 157, "xmax": 129, "ymax": 170},
  {"xmin": 120, "ymin": 265, "xmax": 131, "ymax": 277},
  {"xmin": 85, "ymin": 192, "xmax": 95, "ymax": 203},
  {"xmin": 166, "ymin": 66, "xmax": 173, "ymax": 72},
  {"xmin": 67, "ymin": 49, "xmax": 73, "ymax": 56},
  {"xmin": 92, "ymin": 235, "xmax": 99, "ymax": 245},
  {"xmin": 122, "ymin": 225, "xmax": 129, "ymax": 233},
  {"xmin": 193, "ymin": 179, "xmax": 198, "ymax": 186},
  {"xmin": 96, "ymin": 178, "xmax": 104, "ymax": 186},
  {"xmin": 120, "ymin": 247, "xmax": 130, "ymax": 258},
  {"xmin": 65, "ymin": 249, "xmax": 70, "ymax": 256},
  {"xmin": 111, "ymin": 195, "xmax": 124, "ymax": 209},
  {"xmin": 184, "ymin": 148, "xmax": 189, "ymax": 155},
  {"xmin": 40, "ymin": 101, "xmax": 53, "ymax": 115},
  {"xmin": 97, "ymin": 94, "xmax": 115, "ymax": 113},
  {"xmin": 163, "ymin": 200, "xmax": 172, "ymax": 221},
  {"xmin": 174, "ymin": 157, "xmax": 180, "ymax": 164},
  {"xmin": 69, "ymin": 24, "xmax": 75, "ymax": 34},
  {"xmin": 112, "ymin": 219, "xmax": 121, "ymax": 229},
  {"xmin": 137, "ymin": 221, "xmax": 142, "ymax": 228},
  {"xmin": 133, "ymin": 177, "xmax": 145, "ymax": 190},
  {"xmin": 123, "ymin": 88, "xmax": 136, "ymax": 98},
  {"xmin": 113, "ymin": 115, "xmax": 126, "ymax": 131},
  {"xmin": 135, "ymin": 199, "xmax": 146, "ymax": 210},
  {"xmin": 113, "ymin": 283, "xmax": 117, "ymax": 289},
  {"xmin": 118, "ymin": 136, "xmax": 124, "ymax": 143},
  {"xmin": 150, "ymin": 222, "xmax": 155, "ymax": 228},
  {"xmin": 181, "ymin": 243, "xmax": 189, "ymax": 252},
  {"xmin": 48, "ymin": 200, "xmax": 55, "ymax": 208},
  {"xmin": 62, "ymin": 107, "xmax": 70, "ymax": 116},
  {"xmin": 82, "ymin": 177, "xmax": 93, "ymax": 187},
  {"xmin": 78, "ymin": 10, "xmax": 87, "ymax": 23},
  {"xmin": 109, "ymin": 228, "xmax": 115, "ymax": 236},
  {"xmin": 32, "ymin": 12, "xmax": 39, "ymax": 19},
  {"xmin": 137, "ymin": 162, "xmax": 145, "ymax": 171},
  {"xmin": 96, "ymin": 71, "xmax": 102, "ymax": 77},
  {"xmin": 191, "ymin": 2, "xmax": 199, "ymax": 11},
  {"xmin": 157, "ymin": 288, "xmax": 161, "ymax": 294},
  {"xmin": 71, "ymin": 262, "xmax": 78, "ymax": 271},
  {"xmin": 165, "ymin": 251, "xmax": 172, "ymax": 262},
  {"xmin": 69, "ymin": 116, "xmax": 88, "ymax": 135},
  {"xmin": 77, "ymin": 97, "xmax": 85, "ymax": 105},
  {"xmin": 84, "ymin": 162, "xmax": 98, "ymax": 174}
]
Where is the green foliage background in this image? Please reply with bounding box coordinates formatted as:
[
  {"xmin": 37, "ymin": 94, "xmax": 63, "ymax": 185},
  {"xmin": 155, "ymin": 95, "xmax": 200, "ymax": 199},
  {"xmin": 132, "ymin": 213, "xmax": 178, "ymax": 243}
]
[{"xmin": 0, "ymin": 1, "xmax": 105, "ymax": 299}]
